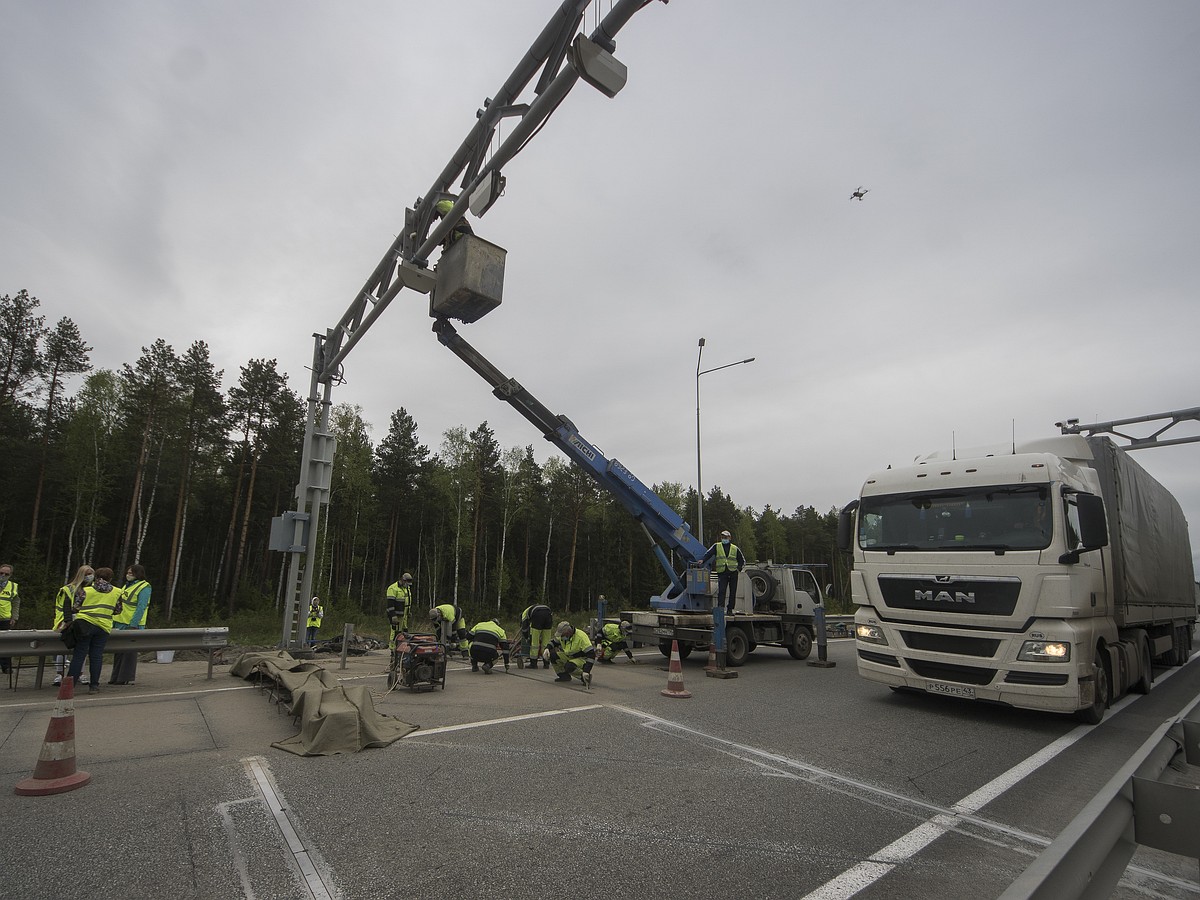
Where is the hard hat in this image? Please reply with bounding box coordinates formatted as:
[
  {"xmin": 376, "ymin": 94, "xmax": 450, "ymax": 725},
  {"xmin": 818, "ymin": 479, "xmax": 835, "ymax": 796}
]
[
  {"xmin": 619, "ymin": 621, "xmax": 633, "ymax": 635},
  {"xmin": 434, "ymin": 199, "xmax": 454, "ymax": 217},
  {"xmin": 491, "ymin": 618, "xmax": 500, "ymax": 626},
  {"xmin": 555, "ymin": 621, "xmax": 574, "ymax": 639},
  {"xmin": 401, "ymin": 573, "xmax": 412, "ymax": 583},
  {"xmin": 720, "ymin": 530, "xmax": 731, "ymax": 539},
  {"xmin": 429, "ymin": 608, "xmax": 440, "ymax": 621}
]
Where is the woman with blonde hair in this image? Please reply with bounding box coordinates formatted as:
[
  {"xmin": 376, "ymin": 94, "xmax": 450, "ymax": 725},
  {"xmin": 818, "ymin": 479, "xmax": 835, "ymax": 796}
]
[{"xmin": 52, "ymin": 565, "xmax": 94, "ymax": 686}]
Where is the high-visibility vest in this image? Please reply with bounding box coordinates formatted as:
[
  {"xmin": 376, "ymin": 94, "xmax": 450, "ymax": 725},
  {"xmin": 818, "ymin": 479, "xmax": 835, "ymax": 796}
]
[
  {"xmin": 53, "ymin": 585, "xmax": 77, "ymax": 631},
  {"xmin": 0, "ymin": 580, "xmax": 17, "ymax": 619},
  {"xmin": 558, "ymin": 629, "xmax": 593, "ymax": 660},
  {"xmin": 600, "ymin": 622, "xmax": 626, "ymax": 645},
  {"xmin": 470, "ymin": 620, "xmax": 507, "ymax": 649},
  {"xmin": 386, "ymin": 583, "xmax": 411, "ymax": 628},
  {"xmin": 522, "ymin": 604, "xmax": 553, "ymax": 630},
  {"xmin": 115, "ymin": 580, "xmax": 150, "ymax": 627},
  {"xmin": 307, "ymin": 605, "xmax": 324, "ymax": 628},
  {"xmin": 714, "ymin": 542, "xmax": 741, "ymax": 573},
  {"xmin": 75, "ymin": 585, "xmax": 119, "ymax": 633}
]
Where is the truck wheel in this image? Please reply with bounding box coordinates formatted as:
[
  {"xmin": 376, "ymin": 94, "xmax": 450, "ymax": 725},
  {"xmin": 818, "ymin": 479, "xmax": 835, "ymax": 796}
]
[
  {"xmin": 787, "ymin": 626, "xmax": 814, "ymax": 660},
  {"xmin": 658, "ymin": 640, "xmax": 673, "ymax": 659},
  {"xmin": 1075, "ymin": 654, "xmax": 1110, "ymax": 725},
  {"xmin": 1131, "ymin": 634, "xmax": 1153, "ymax": 695},
  {"xmin": 726, "ymin": 628, "xmax": 750, "ymax": 667},
  {"xmin": 676, "ymin": 643, "xmax": 693, "ymax": 660}
]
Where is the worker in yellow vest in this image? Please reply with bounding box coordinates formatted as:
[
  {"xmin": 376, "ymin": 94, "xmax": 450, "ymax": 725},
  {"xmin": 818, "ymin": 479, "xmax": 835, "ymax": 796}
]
[
  {"xmin": 306, "ymin": 597, "xmax": 324, "ymax": 645},
  {"xmin": 0, "ymin": 562, "xmax": 19, "ymax": 676},
  {"xmin": 430, "ymin": 603, "xmax": 469, "ymax": 655},
  {"xmin": 385, "ymin": 573, "xmax": 413, "ymax": 646},
  {"xmin": 547, "ymin": 621, "xmax": 595, "ymax": 688},
  {"xmin": 64, "ymin": 566, "xmax": 120, "ymax": 693},
  {"xmin": 469, "ymin": 619, "xmax": 508, "ymax": 673},
  {"xmin": 700, "ymin": 530, "xmax": 747, "ymax": 616},
  {"xmin": 52, "ymin": 565, "xmax": 93, "ymax": 686},
  {"xmin": 110, "ymin": 563, "xmax": 151, "ymax": 685}
]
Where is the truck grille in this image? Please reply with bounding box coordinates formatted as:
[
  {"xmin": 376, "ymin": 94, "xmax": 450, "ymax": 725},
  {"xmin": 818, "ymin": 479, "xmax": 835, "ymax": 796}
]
[
  {"xmin": 879, "ymin": 575, "xmax": 1020, "ymax": 616},
  {"xmin": 899, "ymin": 631, "xmax": 1000, "ymax": 658},
  {"xmin": 906, "ymin": 659, "xmax": 996, "ymax": 686}
]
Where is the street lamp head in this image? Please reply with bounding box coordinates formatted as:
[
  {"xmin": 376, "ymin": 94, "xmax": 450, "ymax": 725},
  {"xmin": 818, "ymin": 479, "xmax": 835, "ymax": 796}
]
[{"xmin": 698, "ymin": 337, "xmax": 706, "ymax": 348}]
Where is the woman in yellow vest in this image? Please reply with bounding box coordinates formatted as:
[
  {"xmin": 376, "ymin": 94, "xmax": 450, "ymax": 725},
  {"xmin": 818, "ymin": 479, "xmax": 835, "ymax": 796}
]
[
  {"xmin": 110, "ymin": 563, "xmax": 151, "ymax": 685},
  {"xmin": 64, "ymin": 566, "xmax": 120, "ymax": 694},
  {"xmin": 51, "ymin": 565, "xmax": 93, "ymax": 686},
  {"xmin": 306, "ymin": 597, "xmax": 324, "ymax": 646}
]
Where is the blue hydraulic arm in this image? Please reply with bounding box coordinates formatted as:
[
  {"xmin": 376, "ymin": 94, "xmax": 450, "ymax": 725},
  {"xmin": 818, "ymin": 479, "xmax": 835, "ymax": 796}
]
[{"xmin": 433, "ymin": 318, "xmax": 708, "ymax": 607}]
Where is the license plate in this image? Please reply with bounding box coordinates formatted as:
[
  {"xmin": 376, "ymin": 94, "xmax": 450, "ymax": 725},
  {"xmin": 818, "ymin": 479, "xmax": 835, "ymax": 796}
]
[
  {"xmin": 926, "ymin": 681, "xmax": 975, "ymax": 700},
  {"xmin": 654, "ymin": 627, "xmax": 674, "ymax": 637}
]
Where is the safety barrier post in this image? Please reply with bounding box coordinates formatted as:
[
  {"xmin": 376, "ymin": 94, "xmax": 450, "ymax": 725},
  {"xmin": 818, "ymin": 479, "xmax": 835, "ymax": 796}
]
[
  {"xmin": 339, "ymin": 623, "xmax": 354, "ymax": 670},
  {"xmin": 807, "ymin": 603, "xmax": 836, "ymax": 669}
]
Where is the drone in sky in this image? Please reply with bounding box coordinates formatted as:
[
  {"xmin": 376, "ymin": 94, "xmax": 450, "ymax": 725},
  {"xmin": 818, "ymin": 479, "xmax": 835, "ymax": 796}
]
[{"xmin": 850, "ymin": 186, "xmax": 869, "ymax": 201}]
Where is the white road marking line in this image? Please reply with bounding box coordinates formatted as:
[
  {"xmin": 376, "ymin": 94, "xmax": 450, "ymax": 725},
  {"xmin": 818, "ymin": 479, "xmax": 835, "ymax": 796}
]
[
  {"xmin": 243, "ymin": 756, "xmax": 339, "ymax": 900},
  {"xmin": 799, "ymin": 655, "xmax": 1200, "ymax": 900},
  {"xmin": 216, "ymin": 798, "xmax": 260, "ymax": 900},
  {"xmin": 404, "ymin": 704, "xmax": 604, "ymax": 737}
]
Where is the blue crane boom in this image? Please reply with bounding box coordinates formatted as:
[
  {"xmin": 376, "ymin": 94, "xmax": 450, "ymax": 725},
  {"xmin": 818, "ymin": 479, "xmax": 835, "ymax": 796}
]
[{"xmin": 433, "ymin": 318, "xmax": 709, "ymax": 610}]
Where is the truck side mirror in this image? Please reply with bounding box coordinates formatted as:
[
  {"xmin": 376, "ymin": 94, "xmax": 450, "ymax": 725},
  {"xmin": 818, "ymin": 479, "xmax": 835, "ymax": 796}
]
[
  {"xmin": 837, "ymin": 501, "xmax": 859, "ymax": 553},
  {"xmin": 1059, "ymin": 493, "xmax": 1108, "ymax": 564}
]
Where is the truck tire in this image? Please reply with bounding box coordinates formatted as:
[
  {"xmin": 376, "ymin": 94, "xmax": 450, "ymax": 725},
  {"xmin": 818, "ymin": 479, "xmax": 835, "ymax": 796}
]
[
  {"xmin": 726, "ymin": 627, "xmax": 750, "ymax": 667},
  {"xmin": 745, "ymin": 568, "xmax": 777, "ymax": 605},
  {"xmin": 1075, "ymin": 653, "xmax": 1110, "ymax": 725},
  {"xmin": 658, "ymin": 640, "xmax": 672, "ymax": 659},
  {"xmin": 787, "ymin": 625, "xmax": 814, "ymax": 660},
  {"xmin": 1130, "ymin": 632, "xmax": 1152, "ymax": 695}
]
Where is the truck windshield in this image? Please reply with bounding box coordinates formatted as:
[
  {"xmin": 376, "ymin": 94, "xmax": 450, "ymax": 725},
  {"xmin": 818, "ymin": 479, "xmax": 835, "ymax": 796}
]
[{"xmin": 858, "ymin": 484, "xmax": 1052, "ymax": 552}]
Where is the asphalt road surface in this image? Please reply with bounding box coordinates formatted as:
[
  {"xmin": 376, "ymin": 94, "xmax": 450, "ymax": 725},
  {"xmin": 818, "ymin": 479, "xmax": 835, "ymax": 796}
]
[{"xmin": 1, "ymin": 635, "xmax": 1198, "ymax": 900}]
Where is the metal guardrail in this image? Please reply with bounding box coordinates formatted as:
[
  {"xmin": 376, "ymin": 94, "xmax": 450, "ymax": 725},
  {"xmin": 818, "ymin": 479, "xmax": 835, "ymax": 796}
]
[
  {"xmin": 998, "ymin": 696, "xmax": 1200, "ymax": 899},
  {"xmin": 0, "ymin": 628, "xmax": 230, "ymax": 686}
]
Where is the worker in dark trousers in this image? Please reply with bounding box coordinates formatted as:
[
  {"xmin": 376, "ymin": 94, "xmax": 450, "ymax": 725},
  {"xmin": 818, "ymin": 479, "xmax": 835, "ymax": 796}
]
[
  {"xmin": 434, "ymin": 198, "xmax": 473, "ymax": 249},
  {"xmin": 700, "ymin": 529, "xmax": 747, "ymax": 615},
  {"xmin": 596, "ymin": 620, "xmax": 636, "ymax": 664},
  {"xmin": 468, "ymin": 619, "xmax": 508, "ymax": 674},
  {"xmin": 520, "ymin": 603, "xmax": 554, "ymax": 668},
  {"xmin": 110, "ymin": 564, "xmax": 151, "ymax": 684},
  {"xmin": 547, "ymin": 621, "xmax": 594, "ymax": 688}
]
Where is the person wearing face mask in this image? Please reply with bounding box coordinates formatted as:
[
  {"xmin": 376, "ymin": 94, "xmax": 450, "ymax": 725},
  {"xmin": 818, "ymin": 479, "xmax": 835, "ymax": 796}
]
[
  {"xmin": 64, "ymin": 566, "xmax": 120, "ymax": 693},
  {"xmin": 52, "ymin": 565, "xmax": 93, "ymax": 686},
  {"xmin": 0, "ymin": 563, "xmax": 19, "ymax": 677},
  {"xmin": 109, "ymin": 564, "xmax": 151, "ymax": 685},
  {"xmin": 699, "ymin": 530, "xmax": 747, "ymax": 616}
]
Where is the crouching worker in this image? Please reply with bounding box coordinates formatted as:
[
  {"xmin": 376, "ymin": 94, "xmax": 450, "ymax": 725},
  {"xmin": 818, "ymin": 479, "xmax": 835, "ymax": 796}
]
[
  {"xmin": 520, "ymin": 602, "xmax": 554, "ymax": 669},
  {"xmin": 469, "ymin": 619, "xmax": 508, "ymax": 674},
  {"xmin": 547, "ymin": 621, "xmax": 594, "ymax": 688},
  {"xmin": 596, "ymin": 620, "xmax": 636, "ymax": 664},
  {"xmin": 430, "ymin": 604, "xmax": 470, "ymax": 656}
]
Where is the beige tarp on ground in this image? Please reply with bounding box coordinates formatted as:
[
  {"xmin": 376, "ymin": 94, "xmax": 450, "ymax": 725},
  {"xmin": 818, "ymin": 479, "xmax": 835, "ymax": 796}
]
[{"xmin": 229, "ymin": 650, "xmax": 416, "ymax": 755}]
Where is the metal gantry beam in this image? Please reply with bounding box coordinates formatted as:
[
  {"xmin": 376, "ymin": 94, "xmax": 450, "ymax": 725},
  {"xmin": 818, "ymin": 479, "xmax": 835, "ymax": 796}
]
[
  {"xmin": 316, "ymin": 0, "xmax": 662, "ymax": 385},
  {"xmin": 278, "ymin": 0, "xmax": 670, "ymax": 648},
  {"xmin": 1056, "ymin": 406, "xmax": 1200, "ymax": 451}
]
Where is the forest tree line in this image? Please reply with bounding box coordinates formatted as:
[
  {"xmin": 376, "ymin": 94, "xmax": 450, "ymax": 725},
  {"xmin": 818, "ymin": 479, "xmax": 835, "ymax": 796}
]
[{"xmin": 0, "ymin": 289, "xmax": 849, "ymax": 637}]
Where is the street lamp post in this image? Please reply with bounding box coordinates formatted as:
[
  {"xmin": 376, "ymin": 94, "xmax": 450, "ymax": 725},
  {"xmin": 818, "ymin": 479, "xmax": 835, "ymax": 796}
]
[{"xmin": 695, "ymin": 337, "xmax": 755, "ymax": 546}]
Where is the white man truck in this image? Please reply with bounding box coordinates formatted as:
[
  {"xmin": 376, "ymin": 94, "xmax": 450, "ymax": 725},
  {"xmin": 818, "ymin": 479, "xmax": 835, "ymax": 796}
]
[{"xmin": 840, "ymin": 434, "xmax": 1196, "ymax": 723}]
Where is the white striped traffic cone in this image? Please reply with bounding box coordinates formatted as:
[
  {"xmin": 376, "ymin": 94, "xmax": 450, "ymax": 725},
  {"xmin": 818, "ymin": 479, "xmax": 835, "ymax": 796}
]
[
  {"xmin": 661, "ymin": 640, "xmax": 692, "ymax": 699},
  {"xmin": 14, "ymin": 675, "xmax": 92, "ymax": 796}
]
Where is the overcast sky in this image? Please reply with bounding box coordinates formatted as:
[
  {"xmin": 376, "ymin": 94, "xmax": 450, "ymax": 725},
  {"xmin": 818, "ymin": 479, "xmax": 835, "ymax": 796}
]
[{"xmin": 4, "ymin": 1, "xmax": 1199, "ymax": 566}]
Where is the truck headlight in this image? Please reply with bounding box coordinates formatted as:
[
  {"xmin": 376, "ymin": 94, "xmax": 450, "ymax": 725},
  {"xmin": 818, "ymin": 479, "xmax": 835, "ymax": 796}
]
[
  {"xmin": 1018, "ymin": 640, "xmax": 1070, "ymax": 662},
  {"xmin": 855, "ymin": 623, "xmax": 888, "ymax": 646}
]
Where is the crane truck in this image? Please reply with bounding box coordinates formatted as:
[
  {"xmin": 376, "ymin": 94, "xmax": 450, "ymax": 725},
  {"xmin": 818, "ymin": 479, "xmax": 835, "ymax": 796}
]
[
  {"xmin": 433, "ymin": 316, "xmax": 824, "ymax": 666},
  {"xmin": 839, "ymin": 431, "xmax": 1197, "ymax": 723}
]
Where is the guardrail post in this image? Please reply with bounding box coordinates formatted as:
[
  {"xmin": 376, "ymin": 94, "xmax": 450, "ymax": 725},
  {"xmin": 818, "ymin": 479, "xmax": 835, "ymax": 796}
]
[
  {"xmin": 339, "ymin": 623, "xmax": 354, "ymax": 670},
  {"xmin": 808, "ymin": 603, "xmax": 836, "ymax": 668}
]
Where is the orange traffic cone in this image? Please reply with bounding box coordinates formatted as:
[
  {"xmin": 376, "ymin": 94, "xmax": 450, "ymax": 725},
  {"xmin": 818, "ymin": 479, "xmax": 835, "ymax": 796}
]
[
  {"xmin": 14, "ymin": 676, "xmax": 91, "ymax": 796},
  {"xmin": 661, "ymin": 640, "xmax": 692, "ymax": 699}
]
